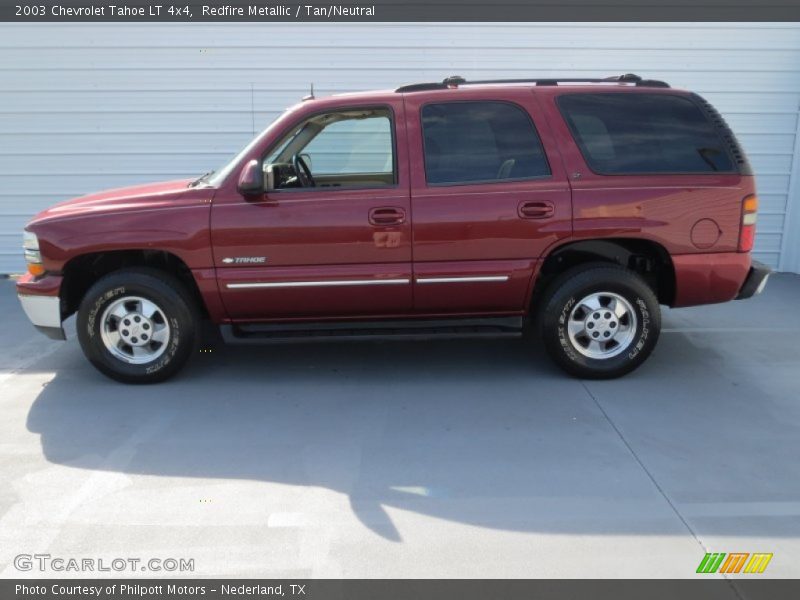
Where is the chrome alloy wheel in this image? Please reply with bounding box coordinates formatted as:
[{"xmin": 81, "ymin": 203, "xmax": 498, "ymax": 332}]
[
  {"xmin": 567, "ymin": 292, "xmax": 638, "ymax": 359},
  {"xmin": 100, "ymin": 296, "xmax": 171, "ymax": 364}
]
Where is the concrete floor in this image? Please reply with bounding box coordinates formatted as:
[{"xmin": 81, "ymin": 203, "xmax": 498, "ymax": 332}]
[{"xmin": 0, "ymin": 275, "xmax": 798, "ymax": 579}]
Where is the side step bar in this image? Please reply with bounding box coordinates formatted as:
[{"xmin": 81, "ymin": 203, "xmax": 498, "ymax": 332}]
[{"xmin": 221, "ymin": 316, "xmax": 523, "ymax": 345}]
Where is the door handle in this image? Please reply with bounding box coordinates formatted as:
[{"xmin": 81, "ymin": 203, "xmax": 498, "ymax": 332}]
[
  {"xmin": 369, "ymin": 207, "xmax": 406, "ymax": 226},
  {"xmin": 518, "ymin": 201, "xmax": 554, "ymax": 219}
]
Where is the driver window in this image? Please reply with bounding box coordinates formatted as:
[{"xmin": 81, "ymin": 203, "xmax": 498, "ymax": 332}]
[{"xmin": 265, "ymin": 107, "xmax": 395, "ymax": 190}]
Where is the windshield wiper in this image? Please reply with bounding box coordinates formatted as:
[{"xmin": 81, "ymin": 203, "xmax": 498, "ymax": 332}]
[{"xmin": 189, "ymin": 170, "xmax": 214, "ymax": 187}]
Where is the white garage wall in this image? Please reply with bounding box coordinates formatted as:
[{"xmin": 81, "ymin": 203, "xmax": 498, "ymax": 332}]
[{"xmin": 1, "ymin": 23, "xmax": 799, "ymax": 274}]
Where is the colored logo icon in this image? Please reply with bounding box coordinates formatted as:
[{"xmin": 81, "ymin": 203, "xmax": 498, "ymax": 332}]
[{"xmin": 696, "ymin": 553, "xmax": 773, "ymax": 574}]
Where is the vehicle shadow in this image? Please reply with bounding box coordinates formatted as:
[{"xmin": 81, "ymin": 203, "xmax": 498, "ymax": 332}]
[{"xmin": 24, "ymin": 332, "xmax": 797, "ymax": 542}]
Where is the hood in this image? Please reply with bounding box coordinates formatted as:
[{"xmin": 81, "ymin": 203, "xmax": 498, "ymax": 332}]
[{"xmin": 29, "ymin": 179, "xmax": 195, "ymax": 225}]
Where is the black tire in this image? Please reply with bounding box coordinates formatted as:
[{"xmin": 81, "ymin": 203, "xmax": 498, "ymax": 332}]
[
  {"xmin": 77, "ymin": 267, "xmax": 199, "ymax": 383},
  {"xmin": 539, "ymin": 263, "xmax": 661, "ymax": 379}
]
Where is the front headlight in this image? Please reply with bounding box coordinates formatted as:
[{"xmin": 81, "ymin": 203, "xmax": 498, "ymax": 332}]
[{"xmin": 22, "ymin": 230, "xmax": 44, "ymax": 276}]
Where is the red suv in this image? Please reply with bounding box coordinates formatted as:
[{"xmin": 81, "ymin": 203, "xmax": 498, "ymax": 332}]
[{"xmin": 16, "ymin": 74, "xmax": 770, "ymax": 383}]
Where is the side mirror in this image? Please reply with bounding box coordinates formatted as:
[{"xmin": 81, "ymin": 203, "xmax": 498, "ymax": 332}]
[{"xmin": 237, "ymin": 159, "xmax": 264, "ymax": 195}]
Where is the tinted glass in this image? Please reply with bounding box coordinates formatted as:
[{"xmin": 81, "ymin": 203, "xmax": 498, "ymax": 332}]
[
  {"xmin": 558, "ymin": 93, "xmax": 735, "ymax": 174},
  {"xmin": 303, "ymin": 115, "xmax": 393, "ymax": 175},
  {"xmin": 422, "ymin": 102, "xmax": 550, "ymax": 184}
]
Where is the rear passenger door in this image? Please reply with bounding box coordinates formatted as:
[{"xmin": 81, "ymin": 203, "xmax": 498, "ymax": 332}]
[{"xmin": 405, "ymin": 90, "xmax": 572, "ymax": 314}]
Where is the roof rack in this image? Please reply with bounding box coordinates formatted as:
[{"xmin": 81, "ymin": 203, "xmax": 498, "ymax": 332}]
[{"xmin": 395, "ymin": 73, "xmax": 670, "ymax": 93}]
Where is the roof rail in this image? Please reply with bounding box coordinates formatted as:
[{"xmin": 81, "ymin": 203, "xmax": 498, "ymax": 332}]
[{"xmin": 395, "ymin": 73, "xmax": 670, "ymax": 93}]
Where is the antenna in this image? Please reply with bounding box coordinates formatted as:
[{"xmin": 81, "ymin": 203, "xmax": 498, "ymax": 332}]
[{"xmin": 302, "ymin": 83, "xmax": 315, "ymax": 102}]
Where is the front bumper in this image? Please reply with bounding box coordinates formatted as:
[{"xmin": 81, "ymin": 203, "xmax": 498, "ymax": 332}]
[
  {"xmin": 18, "ymin": 294, "xmax": 65, "ymax": 340},
  {"xmin": 736, "ymin": 260, "xmax": 771, "ymax": 300},
  {"xmin": 16, "ymin": 273, "xmax": 65, "ymax": 340}
]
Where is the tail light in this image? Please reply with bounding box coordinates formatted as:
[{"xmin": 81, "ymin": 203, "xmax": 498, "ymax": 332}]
[{"xmin": 738, "ymin": 195, "xmax": 758, "ymax": 252}]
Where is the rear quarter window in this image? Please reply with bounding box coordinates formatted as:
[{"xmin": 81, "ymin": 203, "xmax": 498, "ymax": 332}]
[{"xmin": 557, "ymin": 93, "xmax": 736, "ymax": 175}]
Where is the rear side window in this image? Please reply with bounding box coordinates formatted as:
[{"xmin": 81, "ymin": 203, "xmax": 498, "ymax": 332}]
[
  {"xmin": 558, "ymin": 93, "xmax": 735, "ymax": 175},
  {"xmin": 422, "ymin": 101, "xmax": 550, "ymax": 185}
]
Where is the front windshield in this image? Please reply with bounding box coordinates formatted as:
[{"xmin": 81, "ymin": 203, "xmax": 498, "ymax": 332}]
[{"xmin": 202, "ymin": 106, "xmax": 300, "ymax": 188}]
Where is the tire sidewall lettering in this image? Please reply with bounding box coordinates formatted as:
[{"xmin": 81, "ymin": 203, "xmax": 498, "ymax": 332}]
[
  {"xmin": 145, "ymin": 317, "xmax": 180, "ymax": 374},
  {"xmin": 627, "ymin": 297, "xmax": 650, "ymax": 360},
  {"xmin": 557, "ymin": 296, "xmax": 580, "ymax": 361},
  {"xmin": 87, "ymin": 286, "xmax": 126, "ymax": 338}
]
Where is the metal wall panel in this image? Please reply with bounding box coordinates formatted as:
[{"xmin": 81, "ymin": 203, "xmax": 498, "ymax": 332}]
[{"xmin": 1, "ymin": 23, "xmax": 799, "ymax": 273}]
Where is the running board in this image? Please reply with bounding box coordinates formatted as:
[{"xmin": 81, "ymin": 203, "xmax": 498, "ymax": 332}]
[{"xmin": 221, "ymin": 316, "xmax": 523, "ymax": 344}]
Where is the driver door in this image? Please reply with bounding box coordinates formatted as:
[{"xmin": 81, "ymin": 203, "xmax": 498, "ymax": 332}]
[{"xmin": 211, "ymin": 100, "xmax": 412, "ymax": 321}]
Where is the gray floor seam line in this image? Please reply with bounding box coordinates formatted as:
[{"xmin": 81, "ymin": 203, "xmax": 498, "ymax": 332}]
[{"xmin": 579, "ymin": 381, "xmax": 745, "ymax": 599}]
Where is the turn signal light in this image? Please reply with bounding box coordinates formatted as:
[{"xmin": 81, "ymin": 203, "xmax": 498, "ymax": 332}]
[
  {"xmin": 739, "ymin": 194, "xmax": 758, "ymax": 252},
  {"xmin": 23, "ymin": 230, "xmax": 45, "ymax": 277},
  {"xmin": 27, "ymin": 263, "xmax": 45, "ymax": 277}
]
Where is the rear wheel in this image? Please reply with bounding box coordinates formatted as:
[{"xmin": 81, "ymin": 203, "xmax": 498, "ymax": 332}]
[
  {"xmin": 77, "ymin": 268, "xmax": 198, "ymax": 383},
  {"xmin": 539, "ymin": 264, "xmax": 660, "ymax": 379}
]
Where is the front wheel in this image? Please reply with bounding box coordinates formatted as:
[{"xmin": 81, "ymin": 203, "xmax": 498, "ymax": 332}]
[
  {"xmin": 539, "ymin": 264, "xmax": 661, "ymax": 379},
  {"xmin": 77, "ymin": 268, "xmax": 198, "ymax": 383}
]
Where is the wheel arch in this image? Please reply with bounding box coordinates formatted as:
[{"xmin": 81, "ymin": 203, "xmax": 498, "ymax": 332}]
[
  {"xmin": 60, "ymin": 249, "xmax": 209, "ymax": 320},
  {"xmin": 532, "ymin": 238, "xmax": 676, "ymax": 310}
]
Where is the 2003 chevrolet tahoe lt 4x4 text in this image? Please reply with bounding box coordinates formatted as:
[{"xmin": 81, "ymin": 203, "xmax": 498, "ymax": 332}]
[{"xmin": 16, "ymin": 74, "xmax": 771, "ymax": 383}]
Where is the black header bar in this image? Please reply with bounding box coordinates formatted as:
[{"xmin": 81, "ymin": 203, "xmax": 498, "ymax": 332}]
[
  {"xmin": 5, "ymin": 579, "xmax": 800, "ymax": 600},
  {"xmin": 2, "ymin": 0, "xmax": 800, "ymax": 22}
]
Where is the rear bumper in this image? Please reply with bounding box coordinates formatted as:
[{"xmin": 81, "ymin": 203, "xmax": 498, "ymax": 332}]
[
  {"xmin": 735, "ymin": 260, "xmax": 771, "ymax": 300},
  {"xmin": 672, "ymin": 252, "xmax": 752, "ymax": 307},
  {"xmin": 16, "ymin": 273, "xmax": 65, "ymax": 340}
]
